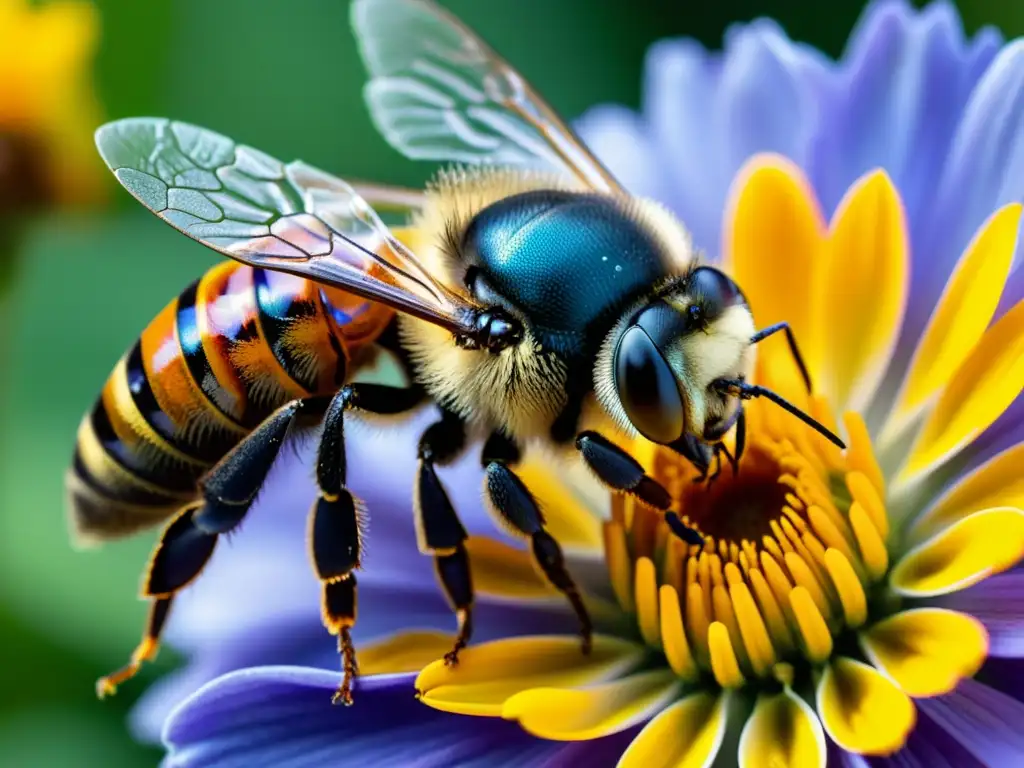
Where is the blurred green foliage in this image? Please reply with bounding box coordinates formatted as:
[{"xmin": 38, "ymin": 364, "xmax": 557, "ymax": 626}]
[{"xmin": 1, "ymin": 0, "xmax": 1020, "ymax": 765}]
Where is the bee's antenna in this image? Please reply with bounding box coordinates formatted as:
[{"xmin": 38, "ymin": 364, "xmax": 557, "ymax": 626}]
[
  {"xmin": 714, "ymin": 379, "xmax": 846, "ymax": 449},
  {"xmin": 750, "ymin": 322, "xmax": 812, "ymax": 393}
]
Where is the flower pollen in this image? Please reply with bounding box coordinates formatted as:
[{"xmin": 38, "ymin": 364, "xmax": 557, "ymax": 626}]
[{"xmin": 606, "ymin": 396, "xmax": 889, "ymax": 690}]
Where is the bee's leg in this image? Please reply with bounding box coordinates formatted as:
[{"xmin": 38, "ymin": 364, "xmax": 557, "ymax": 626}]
[
  {"xmin": 414, "ymin": 409, "xmax": 473, "ymax": 666},
  {"xmin": 717, "ymin": 441, "xmax": 738, "ymax": 479},
  {"xmin": 576, "ymin": 431, "xmax": 706, "ymax": 549},
  {"xmin": 482, "ymin": 431, "xmax": 593, "ymax": 654},
  {"xmin": 311, "ymin": 382, "xmax": 426, "ymax": 705},
  {"xmin": 98, "ymin": 398, "xmax": 324, "ymax": 698},
  {"xmin": 705, "ymin": 448, "xmax": 724, "ymax": 487},
  {"xmin": 95, "ymin": 594, "xmax": 174, "ymax": 697},
  {"xmin": 732, "ymin": 409, "xmax": 747, "ymax": 472}
]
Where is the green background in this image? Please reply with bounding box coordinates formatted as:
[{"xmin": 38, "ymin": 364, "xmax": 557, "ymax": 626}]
[{"xmin": 0, "ymin": 0, "xmax": 1019, "ymax": 765}]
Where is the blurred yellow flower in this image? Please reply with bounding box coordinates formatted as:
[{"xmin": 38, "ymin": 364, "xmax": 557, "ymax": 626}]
[{"xmin": 0, "ymin": 0, "xmax": 104, "ymax": 211}]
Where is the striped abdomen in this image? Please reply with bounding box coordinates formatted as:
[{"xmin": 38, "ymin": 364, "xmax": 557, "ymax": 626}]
[{"xmin": 67, "ymin": 261, "xmax": 393, "ymax": 543}]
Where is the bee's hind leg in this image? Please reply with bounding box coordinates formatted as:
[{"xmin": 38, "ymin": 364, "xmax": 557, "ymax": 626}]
[
  {"xmin": 483, "ymin": 431, "xmax": 594, "ymax": 654},
  {"xmin": 576, "ymin": 431, "xmax": 706, "ymax": 550},
  {"xmin": 98, "ymin": 397, "xmax": 327, "ymax": 699}
]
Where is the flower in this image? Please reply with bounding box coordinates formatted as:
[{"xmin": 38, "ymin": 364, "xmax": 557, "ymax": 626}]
[
  {"xmin": 0, "ymin": 0, "xmax": 105, "ymax": 287},
  {"xmin": 140, "ymin": 0, "xmax": 1024, "ymax": 764}
]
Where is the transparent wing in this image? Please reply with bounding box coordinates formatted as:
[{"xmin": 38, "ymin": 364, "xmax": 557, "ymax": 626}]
[
  {"xmin": 95, "ymin": 118, "xmax": 477, "ymax": 335},
  {"xmin": 350, "ymin": 180, "xmax": 426, "ymax": 221},
  {"xmin": 351, "ymin": 0, "xmax": 624, "ymax": 194}
]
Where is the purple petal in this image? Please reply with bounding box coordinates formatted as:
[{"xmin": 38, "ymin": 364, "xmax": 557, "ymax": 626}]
[
  {"xmin": 974, "ymin": 656, "xmax": 1024, "ymax": 705},
  {"xmin": 860, "ymin": 709, "xmax": 986, "ymax": 768},
  {"xmin": 917, "ymin": 39, "xmax": 1024, "ymax": 325},
  {"xmin": 610, "ymin": 23, "xmax": 829, "ymax": 255},
  {"xmin": 809, "ymin": 0, "xmax": 1001, "ymax": 221},
  {"xmin": 826, "ymin": 740, "xmax": 871, "ymax": 768},
  {"xmin": 916, "ymin": 677, "xmax": 1024, "ymax": 764},
  {"xmin": 573, "ymin": 105, "xmax": 668, "ymax": 203},
  {"xmin": 134, "ymin": 552, "xmax": 585, "ymax": 742},
  {"xmin": 937, "ymin": 572, "xmax": 1024, "ymax": 657},
  {"xmin": 162, "ymin": 668, "xmax": 638, "ymax": 767}
]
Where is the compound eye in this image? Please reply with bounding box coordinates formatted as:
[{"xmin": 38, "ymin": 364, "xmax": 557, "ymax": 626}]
[
  {"xmin": 688, "ymin": 267, "xmax": 740, "ymax": 321},
  {"xmin": 614, "ymin": 325, "xmax": 685, "ymax": 444}
]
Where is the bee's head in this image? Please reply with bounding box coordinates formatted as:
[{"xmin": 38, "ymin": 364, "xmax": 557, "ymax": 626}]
[{"xmin": 609, "ymin": 266, "xmax": 756, "ymax": 445}]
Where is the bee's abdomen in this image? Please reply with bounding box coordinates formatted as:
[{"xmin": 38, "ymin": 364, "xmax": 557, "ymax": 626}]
[{"xmin": 68, "ymin": 261, "xmax": 392, "ymax": 542}]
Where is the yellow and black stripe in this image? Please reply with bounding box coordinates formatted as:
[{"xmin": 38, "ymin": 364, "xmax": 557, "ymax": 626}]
[{"xmin": 67, "ymin": 261, "xmax": 393, "ymax": 543}]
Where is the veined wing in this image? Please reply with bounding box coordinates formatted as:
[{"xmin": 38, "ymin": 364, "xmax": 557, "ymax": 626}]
[
  {"xmin": 94, "ymin": 118, "xmax": 478, "ymax": 335},
  {"xmin": 351, "ymin": 0, "xmax": 624, "ymax": 195}
]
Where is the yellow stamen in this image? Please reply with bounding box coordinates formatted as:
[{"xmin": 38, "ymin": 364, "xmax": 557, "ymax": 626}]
[
  {"xmin": 604, "ymin": 394, "xmax": 894, "ymax": 680},
  {"xmin": 849, "ymin": 503, "xmax": 889, "ymax": 581},
  {"xmin": 785, "ymin": 552, "xmax": 832, "ymax": 622},
  {"xmin": 749, "ymin": 568, "xmax": 796, "ymax": 655},
  {"xmin": 603, "ymin": 521, "xmax": 634, "ymax": 612},
  {"xmin": 634, "ymin": 558, "xmax": 661, "ymax": 648},
  {"xmin": 708, "ymin": 622, "xmax": 746, "ymax": 688},
  {"xmin": 730, "ymin": 582, "xmax": 777, "ymax": 676},
  {"xmin": 847, "ymin": 472, "xmax": 889, "ymax": 539},
  {"xmin": 686, "ymin": 583, "xmax": 711, "ymax": 662},
  {"xmin": 790, "ymin": 587, "xmax": 833, "ymax": 663},
  {"xmin": 658, "ymin": 585, "xmax": 699, "ymax": 681},
  {"xmin": 843, "ymin": 412, "xmax": 886, "ymax": 497},
  {"xmin": 823, "ymin": 549, "xmax": 868, "ymax": 628}
]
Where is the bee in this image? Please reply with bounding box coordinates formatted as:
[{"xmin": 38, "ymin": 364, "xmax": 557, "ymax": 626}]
[{"xmin": 70, "ymin": 0, "xmax": 845, "ymax": 706}]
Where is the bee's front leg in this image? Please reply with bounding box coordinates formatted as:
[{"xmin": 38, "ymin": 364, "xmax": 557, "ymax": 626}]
[
  {"xmin": 575, "ymin": 431, "xmax": 705, "ymax": 549},
  {"xmin": 482, "ymin": 431, "xmax": 593, "ymax": 654}
]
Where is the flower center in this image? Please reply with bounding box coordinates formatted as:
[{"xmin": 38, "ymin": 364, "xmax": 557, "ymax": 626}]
[
  {"xmin": 602, "ymin": 398, "xmax": 892, "ymax": 689},
  {"xmin": 0, "ymin": 131, "xmax": 49, "ymax": 212}
]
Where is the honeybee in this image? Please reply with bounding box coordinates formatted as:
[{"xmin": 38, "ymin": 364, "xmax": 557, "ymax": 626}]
[{"xmin": 69, "ymin": 0, "xmax": 845, "ymax": 705}]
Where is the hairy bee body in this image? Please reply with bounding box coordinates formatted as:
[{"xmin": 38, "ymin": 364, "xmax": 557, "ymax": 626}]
[
  {"xmin": 67, "ymin": 260, "xmax": 393, "ymax": 542},
  {"xmin": 402, "ymin": 168, "xmax": 700, "ymax": 445}
]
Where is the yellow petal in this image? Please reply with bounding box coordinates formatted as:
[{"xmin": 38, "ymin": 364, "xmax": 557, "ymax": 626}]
[
  {"xmin": 819, "ymin": 170, "xmax": 909, "ymax": 412},
  {"xmin": 415, "ymin": 635, "xmax": 644, "ymax": 716},
  {"xmin": 516, "ymin": 459, "xmax": 604, "ymax": 551},
  {"xmin": 907, "ymin": 442, "xmax": 1024, "ymax": 546},
  {"xmin": 860, "ymin": 608, "xmax": 988, "ymax": 698},
  {"xmin": 617, "ymin": 691, "xmax": 727, "ymax": 768},
  {"xmin": 890, "ymin": 507, "xmax": 1024, "ymax": 596},
  {"xmin": 358, "ymin": 630, "xmax": 457, "ymax": 675},
  {"xmin": 464, "ymin": 536, "xmax": 554, "ymax": 600},
  {"xmin": 739, "ymin": 689, "xmax": 826, "ymax": 768},
  {"xmin": 886, "ymin": 204, "xmax": 1021, "ymax": 438},
  {"xmin": 723, "ymin": 154, "xmax": 827, "ymax": 382},
  {"xmin": 898, "ymin": 298, "xmax": 1024, "ymax": 484},
  {"xmin": 502, "ymin": 669, "xmax": 681, "ymax": 741},
  {"xmin": 817, "ymin": 657, "xmax": 916, "ymax": 755}
]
